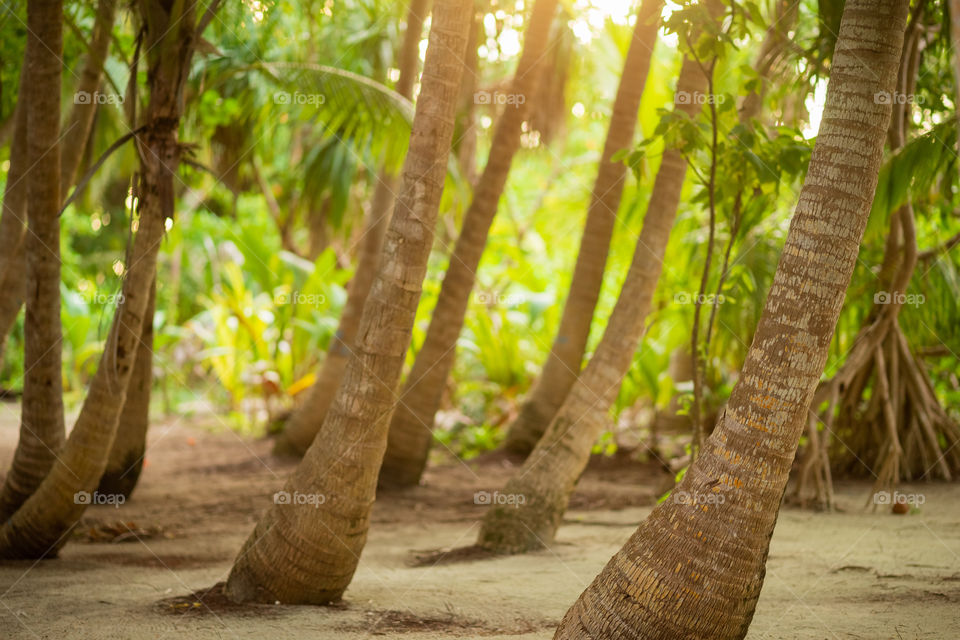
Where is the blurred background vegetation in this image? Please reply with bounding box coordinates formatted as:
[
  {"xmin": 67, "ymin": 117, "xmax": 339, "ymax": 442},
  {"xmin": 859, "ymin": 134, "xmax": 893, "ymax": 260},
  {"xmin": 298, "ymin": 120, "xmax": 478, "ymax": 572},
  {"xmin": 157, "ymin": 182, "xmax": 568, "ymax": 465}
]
[{"xmin": 0, "ymin": 0, "xmax": 957, "ymax": 459}]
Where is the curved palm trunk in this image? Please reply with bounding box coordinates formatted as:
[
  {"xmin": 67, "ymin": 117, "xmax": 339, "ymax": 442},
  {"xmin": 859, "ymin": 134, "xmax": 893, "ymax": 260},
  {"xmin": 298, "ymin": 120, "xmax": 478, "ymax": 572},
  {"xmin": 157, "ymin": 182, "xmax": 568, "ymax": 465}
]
[
  {"xmin": 60, "ymin": 0, "xmax": 117, "ymax": 195},
  {"xmin": 377, "ymin": 0, "xmax": 558, "ymax": 488},
  {"xmin": 276, "ymin": 0, "xmax": 431, "ymax": 456},
  {"xmin": 97, "ymin": 278, "xmax": 155, "ymax": 498},
  {"xmin": 224, "ymin": 0, "xmax": 472, "ymax": 604},
  {"xmin": 0, "ymin": 0, "xmax": 66, "ymax": 522},
  {"xmin": 477, "ymin": 23, "xmax": 720, "ymax": 552},
  {"xmin": 553, "ymin": 0, "xmax": 907, "ymax": 636},
  {"xmin": 0, "ymin": 74, "xmax": 30, "ymax": 370},
  {"xmin": 0, "ymin": 0, "xmax": 204, "ymax": 559},
  {"xmin": 501, "ymin": 0, "xmax": 663, "ymax": 458}
]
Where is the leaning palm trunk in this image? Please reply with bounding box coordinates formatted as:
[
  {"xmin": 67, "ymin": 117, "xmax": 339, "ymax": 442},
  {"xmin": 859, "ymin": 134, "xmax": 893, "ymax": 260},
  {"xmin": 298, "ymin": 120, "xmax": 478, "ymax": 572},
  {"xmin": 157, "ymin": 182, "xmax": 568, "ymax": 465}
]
[
  {"xmin": 501, "ymin": 0, "xmax": 663, "ymax": 458},
  {"xmin": 0, "ymin": 0, "xmax": 66, "ymax": 522},
  {"xmin": 0, "ymin": 0, "xmax": 205, "ymax": 559},
  {"xmin": 97, "ymin": 278, "xmax": 156, "ymax": 498},
  {"xmin": 553, "ymin": 0, "xmax": 907, "ymax": 636},
  {"xmin": 377, "ymin": 0, "xmax": 558, "ymax": 488},
  {"xmin": 224, "ymin": 0, "xmax": 472, "ymax": 604},
  {"xmin": 276, "ymin": 0, "xmax": 431, "ymax": 456},
  {"xmin": 477, "ymin": 28, "xmax": 719, "ymax": 552},
  {"xmin": 794, "ymin": 11, "xmax": 960, "ymax": 507}
]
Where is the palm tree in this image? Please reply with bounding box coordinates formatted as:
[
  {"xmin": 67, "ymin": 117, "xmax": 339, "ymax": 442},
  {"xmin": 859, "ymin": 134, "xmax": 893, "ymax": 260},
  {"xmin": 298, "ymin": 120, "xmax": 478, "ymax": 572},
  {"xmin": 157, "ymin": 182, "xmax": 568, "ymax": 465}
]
[
  {"xmin": 0, "ymin": 0, "xmax": 212, "ymax": 559},
  {"xmin": 0, "ymin": 0, "xmax": 66, "ymax": 522},
  {"xmin": 0, "ymin": 0, "xmax": 117, "ymax": 365},
  {"xmin": 276, "ymin": 0, "xmax": 431, "ymax": 456},
  {"xmin": 377, "ymin": 0, "xmax": 559, "ymax": 488},
  {"xmin": 476, "ymin": 3, "xmax": 722, "ymax": 553},
  {"xmin": 501, "ymin": 0, "xmax": 663, "ymax": 458},
  {"xmin": 796, "ymin": 7, "xmax": 960, "ymax": 504},
  {"xmin": 224, "ymin": 0, "xmax": 473, "ymax": 604},
  {"xmin": 97, "ymin": 280, "xmax": 156, "ymax": 498},
  {"xmin": 553, "ymin": 0, "xmax": 908, "ymax": 635}
]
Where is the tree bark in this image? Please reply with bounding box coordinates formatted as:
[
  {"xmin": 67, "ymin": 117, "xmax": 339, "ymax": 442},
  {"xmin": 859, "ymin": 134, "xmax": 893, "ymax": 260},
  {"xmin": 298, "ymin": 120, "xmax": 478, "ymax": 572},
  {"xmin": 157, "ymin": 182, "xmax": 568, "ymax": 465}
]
[
  {"xmin": 276, "ymin": 0, "xmax": 431, "ymax": 456},
  {"xmin": 501, "ymin": 0, "xmax": 663, "ymax": 458},
  {"xmin": 553, "ymin": 0, "xmax": 907, "ymax": 635},
  {"xmin": 0, "ymin": 0, "xmax": 204, "ymax": 559},
  {"xmin": 60, "ymin": 0, "xmax": 117, "ymax": 197},
  {"xmin": 0, "ymin": 0, "xmax": 66, "ymax": 522},
  {"xmin": 477, "ymin": 0, "xmax": 726, "ymax": 548},
  {"xmin": 224, "ymin": 0, "xmax": 472, "ymax": 604},
  {"xmin": 96, "ymin": 278, "xmax": 155, "ymax": 498},
  {"xmin": 456, "ymin": 1, "xmax": 484, "ymax": 185},
  {"xmin": 0, "ymin": 73, "xmax": 30, "ymax": 371},
  {"xmin": 0, "ymin": 0, "xmax": 116, "ymax": 367},
  {"xmin": 377, "ymin": 0, "xmax": 558, "ymax": 488}
]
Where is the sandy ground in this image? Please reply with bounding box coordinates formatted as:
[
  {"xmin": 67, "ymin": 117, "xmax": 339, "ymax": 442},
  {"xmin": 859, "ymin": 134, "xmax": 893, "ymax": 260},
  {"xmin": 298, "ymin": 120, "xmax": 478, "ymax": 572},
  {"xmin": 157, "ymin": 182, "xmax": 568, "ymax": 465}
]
[{"xmin": 0, "ymin": 403, "xmax": 958, "ymax": 639}]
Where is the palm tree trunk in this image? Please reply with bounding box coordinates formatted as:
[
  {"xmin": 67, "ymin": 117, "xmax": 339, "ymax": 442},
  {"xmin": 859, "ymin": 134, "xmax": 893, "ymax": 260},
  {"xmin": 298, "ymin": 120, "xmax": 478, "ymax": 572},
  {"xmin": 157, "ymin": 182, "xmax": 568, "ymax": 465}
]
[
  {"xmin": 60, "ymin": 0, "xmax": 117, "ymax": 196},
  {"xmin": 0, "ymin": 74, "xmax": 29, "ymax": 371},
  {"xmin": 477, "ymin": 23, "xmax": 720, "ymax": 552},
  {"xmin": 0, "ymin": 0, "xmax": 205, "ymax": 559},
  {"xmin": 553, "ymin": 0, "xmax": 907, "ymax": 635},
  {"xmin": 0, "ymin": 0, "xmax": 116, "ymax": 366},
  {"xmin": 96, "ymin": 278, "xmax": 155, "ymax": 498},
  {"xmin": 377, "ymin": 0, "xmax": 558, "ymax": 488},
  {"xmin": 501, "ymin": 0, "xmax": 662, "ymax": 458},
  {"xmin": 224, "ymin": 0, "xmax": 472, "ymax": 604},
  {"xmin": 276, "ymin": 0, "xmax": 431, "ymax": 456},
  {"xmin": 0, "ymin": 0, "xmax": 66, "ymax": 522},
  {"xmin": 456, "ymin": 1, "xmax": 484, "ymax": 185}
]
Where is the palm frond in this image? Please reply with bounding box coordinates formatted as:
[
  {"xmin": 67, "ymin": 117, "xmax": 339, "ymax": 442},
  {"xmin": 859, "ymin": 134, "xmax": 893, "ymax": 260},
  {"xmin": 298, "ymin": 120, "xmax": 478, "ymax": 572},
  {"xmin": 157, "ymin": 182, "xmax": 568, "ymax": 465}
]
[{"xmin": 253, "ymin": 61, "xmax": 414, "ymax": 174}]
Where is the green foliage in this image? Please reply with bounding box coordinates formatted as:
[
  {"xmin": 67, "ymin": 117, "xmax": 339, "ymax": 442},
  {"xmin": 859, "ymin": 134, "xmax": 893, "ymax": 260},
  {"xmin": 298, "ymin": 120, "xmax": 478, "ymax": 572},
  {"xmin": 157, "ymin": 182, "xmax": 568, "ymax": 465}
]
[{"xmin": 2, "ymin": 0, "xmax": 958, "ymax": 455}]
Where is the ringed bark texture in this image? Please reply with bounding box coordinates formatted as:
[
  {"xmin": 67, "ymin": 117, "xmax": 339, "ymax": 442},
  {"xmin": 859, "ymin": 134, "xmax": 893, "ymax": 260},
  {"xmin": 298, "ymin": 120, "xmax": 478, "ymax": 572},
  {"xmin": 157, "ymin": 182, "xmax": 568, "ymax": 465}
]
[
  {"xmin": 378, "ymin": 0, "xmax": 558, "ymax": 488},
  {"xmin": 501, "ymin": 0, "xmax": 663, "ymax": 458},
  {"xmin": 0, "ymin": 0, "xmax": 202, "ymax": 559},
  {"xmin": 277, "ymin": 0, "xmax": 431, "ymax": 456},
  {"xmin": 224, "ymin": 0, "xmax": 472, "ymax": 604},
  {"xmin": 0, "ymin": 0, "xmax": 66, "ymax": 521},
  {"xmin": 0, "ymin": 0, "xmax": 117, "ymax": 362},
  {"xmin": 554, "ymin": 0, "xmax": 907, "ymax": 636}
]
